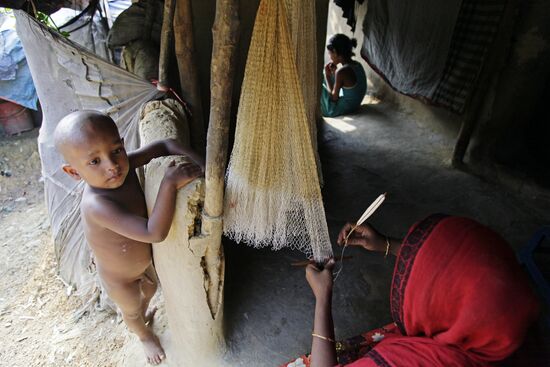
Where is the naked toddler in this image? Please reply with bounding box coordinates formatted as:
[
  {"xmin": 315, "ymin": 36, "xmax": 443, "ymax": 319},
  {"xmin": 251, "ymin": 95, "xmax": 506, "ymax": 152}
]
[{"xmin": 54, "ymin": 110, "xmax": 203, "ymax": 365}]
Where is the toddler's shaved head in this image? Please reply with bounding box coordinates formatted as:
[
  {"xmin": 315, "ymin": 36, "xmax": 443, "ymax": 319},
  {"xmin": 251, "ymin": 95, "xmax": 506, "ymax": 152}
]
[{"xmin": 54, "ymin": 110, "xmax": 118, "ymax": 160}]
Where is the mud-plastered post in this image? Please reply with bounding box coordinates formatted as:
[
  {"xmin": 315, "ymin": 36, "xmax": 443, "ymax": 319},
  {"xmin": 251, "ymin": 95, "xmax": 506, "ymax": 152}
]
[{"xmin": 139, "ymin": 99, "xmax": 225, "ymax": 366}]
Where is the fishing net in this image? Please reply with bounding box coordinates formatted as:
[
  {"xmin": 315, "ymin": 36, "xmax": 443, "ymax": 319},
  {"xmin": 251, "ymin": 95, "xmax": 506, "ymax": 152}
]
[
  {"xmin": 285, "ymin": 0, "xmax": 322, "ymax": 183},
  {"xmin": 285, "ymin": 0, "xmax": 317, "ymax": 125},
  {"xmin": 223, "ymin": 0, "xmax": 332, "ymax": 262}
]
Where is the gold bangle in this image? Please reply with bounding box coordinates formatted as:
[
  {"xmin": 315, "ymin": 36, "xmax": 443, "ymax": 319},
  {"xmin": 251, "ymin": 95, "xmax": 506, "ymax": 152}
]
[
  {"xmin": 312, "ymin": 333, "xmax": 335, "ymax": 343},
  {"xmin": 384, "ymin": 237, "xmax": 391, "ymax": 258}
]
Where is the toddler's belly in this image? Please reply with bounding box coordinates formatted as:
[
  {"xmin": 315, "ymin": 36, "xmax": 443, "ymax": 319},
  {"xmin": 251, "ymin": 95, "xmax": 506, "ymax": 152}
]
[{"xmin": 93, "ymin": 243, "xmax": 153, "ymax": 283}]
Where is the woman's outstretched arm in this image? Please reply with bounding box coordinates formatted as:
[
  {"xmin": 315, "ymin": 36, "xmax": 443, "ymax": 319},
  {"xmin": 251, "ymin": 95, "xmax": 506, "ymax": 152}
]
[
  {"xmin": 306, "ymin": 259, "xmax": 338, "ymax": 367},
  {"xmin": 337, "ymin": 222, "xmax": 403, "ymax": 256}
]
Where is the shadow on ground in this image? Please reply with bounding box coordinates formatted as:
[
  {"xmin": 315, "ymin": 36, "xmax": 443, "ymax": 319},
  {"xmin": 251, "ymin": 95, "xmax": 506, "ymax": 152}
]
[{"xmin": 222, "ymin": 99, "xmax": 550, "ymax": 366}]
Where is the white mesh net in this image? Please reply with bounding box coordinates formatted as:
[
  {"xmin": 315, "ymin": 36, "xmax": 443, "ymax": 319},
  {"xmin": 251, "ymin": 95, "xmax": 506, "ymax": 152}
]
[{"xmin": 223, "ymin": 0, "xmax": 332, "ymax": 261}]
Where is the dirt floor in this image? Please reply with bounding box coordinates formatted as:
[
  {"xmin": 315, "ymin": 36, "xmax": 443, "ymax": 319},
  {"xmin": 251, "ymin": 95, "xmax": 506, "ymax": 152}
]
[
  {"xmin": 1, "ymin": 96, "xmax": 549, "ymax": 366},
  {"xmin": 0, "ymin": 130, "xmax": 167, "ymax": 367},
  {"xmin": 223, "ymin": 97, "xmax": 550, "ymax": 366}
]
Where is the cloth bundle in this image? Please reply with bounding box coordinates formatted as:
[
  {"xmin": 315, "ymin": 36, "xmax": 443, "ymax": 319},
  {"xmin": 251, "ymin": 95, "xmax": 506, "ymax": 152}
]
[
  {"xmin": 223, "ymin": 0, "xmax": 332, "ymax": 262},
  {"xmin": 0, "ymin": 13, "xmax": 38, "ymax": 110}
]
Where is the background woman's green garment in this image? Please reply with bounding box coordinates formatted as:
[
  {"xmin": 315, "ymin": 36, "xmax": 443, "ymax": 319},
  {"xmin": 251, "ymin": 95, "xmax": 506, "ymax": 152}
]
[{"xmin": 321, "ymin": 61, "xmax": 367, "ymax": 117}]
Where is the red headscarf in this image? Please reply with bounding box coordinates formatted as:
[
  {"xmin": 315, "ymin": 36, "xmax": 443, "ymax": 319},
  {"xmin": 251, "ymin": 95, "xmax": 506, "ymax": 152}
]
[{"xmin": 350, "ymin": 215, "xmax": 540, "ymax": 367}]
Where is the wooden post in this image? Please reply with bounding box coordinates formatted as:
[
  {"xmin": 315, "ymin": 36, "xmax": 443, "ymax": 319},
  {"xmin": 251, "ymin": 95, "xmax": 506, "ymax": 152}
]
[
  {"xmin": 189, "ymin": 0, "xmax": 239, "ymax": 319},
  {"xmin": 174, "ymin": 0, "xmax": 207, "ymax": 152},
  {"xmin": 451, "ymin": 0, "xmax": 520, "ymax": 167},
  {"xmin": 144, "ymin": 0, "xmax": 157, "ymax": 39},
  {"xmin": 451, "ymin": 93, "xmax": 485, "ymax": 167},
  {"xmin": 140, "ymin": 100, "xmax": 225, "ymax": 366},
  {"xmin": 158, "ymin": 0, "xmax": 175, "ymax": 88},
  {"xmin": 204, "ymin": 0, "xmax": 239, "ymax": 219}
]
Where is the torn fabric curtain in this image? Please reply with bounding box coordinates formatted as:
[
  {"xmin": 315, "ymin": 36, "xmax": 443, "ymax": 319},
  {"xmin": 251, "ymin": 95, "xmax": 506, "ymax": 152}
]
[{"xmin": 360, "ymin": 0, "xmax": 506, "ymax": 114}]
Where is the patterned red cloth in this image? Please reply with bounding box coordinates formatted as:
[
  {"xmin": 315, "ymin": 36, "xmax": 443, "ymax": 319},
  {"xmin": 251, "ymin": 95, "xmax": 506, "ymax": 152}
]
[
  {"xmin": 280, "ymin": 324, "xmax": 400, "ymax": 367},
  {"xmin": 349, "ymin": 215, "xmax": 539, "ymax": 366},
  {"xmin": 283, "ymin": 215, "xmax": 540, "ymax": 367}
]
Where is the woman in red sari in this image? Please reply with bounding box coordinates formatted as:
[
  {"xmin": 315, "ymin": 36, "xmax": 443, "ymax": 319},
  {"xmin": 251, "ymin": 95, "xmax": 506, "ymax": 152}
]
[{"xmin": 298, "ymin": 214, "xmax": 539, "ymax": 367}]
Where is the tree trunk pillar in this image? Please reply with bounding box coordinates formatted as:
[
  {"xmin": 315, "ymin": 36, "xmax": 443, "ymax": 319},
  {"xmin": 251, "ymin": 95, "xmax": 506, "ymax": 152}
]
[
  {"xmin": 158, "ymin": 0, "xmax": 175, "ymax": 88},
  {"xmin": 174, "ymin": 0, "xmax": 207, "ymax": 152},
  {"xmin": 139, "ymin": 99, "xmax": 225, "ymax": 366}
]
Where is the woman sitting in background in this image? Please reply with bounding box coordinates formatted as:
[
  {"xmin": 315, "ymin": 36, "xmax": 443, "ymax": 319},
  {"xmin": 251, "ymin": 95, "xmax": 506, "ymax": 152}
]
[{"xmin": 321, "ymin": 34, "xmax": 367, "ymax": 117}]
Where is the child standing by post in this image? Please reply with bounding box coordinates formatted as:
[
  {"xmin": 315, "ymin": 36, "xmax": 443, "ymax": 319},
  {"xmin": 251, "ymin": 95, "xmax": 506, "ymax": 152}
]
[{"xmin": 54, "ymin": 110, "xmax": 204, "ymax": 365}]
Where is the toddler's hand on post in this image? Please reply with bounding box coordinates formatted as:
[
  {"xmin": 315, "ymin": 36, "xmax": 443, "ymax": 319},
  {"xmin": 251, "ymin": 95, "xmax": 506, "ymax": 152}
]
[
  {"xmin": 164, "ymin": 160, "xmax": 202, "ymax": 189},
  {"xmin": 337, "ymin": 222, "xmax": 386, "ymax": 253},
  {"xmin": 306, "ymin": 258, "xmax": 335, "ymax": 301}
]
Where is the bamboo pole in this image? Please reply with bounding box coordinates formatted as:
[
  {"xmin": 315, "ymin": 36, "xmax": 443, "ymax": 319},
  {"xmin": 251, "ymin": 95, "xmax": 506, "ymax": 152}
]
[
  {"xmin": 204, "ymin": 0, "xmax": 239, "ymax": 218},
  {"xmin": 158, "ymin": 0, "xmax": 176, "ymax": 88},
  {"xmin": 188, "ymin": 0, "xmax": 239, "ymax": 319},
  {"xmin": 174, "ymin": 0, "xmax": 206, "ymax": 152}
]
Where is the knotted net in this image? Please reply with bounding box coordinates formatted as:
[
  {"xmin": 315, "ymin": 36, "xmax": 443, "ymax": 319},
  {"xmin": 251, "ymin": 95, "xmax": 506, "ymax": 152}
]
[
  {"xmin": 285, "ymin": 0, "xmax": 322, "ymax": 183},
  {"xmin": 285, "ymin": 0, "xmax": 317, "ymax": 124},
  {"xmin": 223, "ymin": 0, "xmax": 332, "ymax": 261}
]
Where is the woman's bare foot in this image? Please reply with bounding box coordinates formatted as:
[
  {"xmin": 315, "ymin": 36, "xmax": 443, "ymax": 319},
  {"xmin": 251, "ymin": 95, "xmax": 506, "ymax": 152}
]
[
  {"xmin": 141, "ymin": 332, "xmax": 165, "ymax": 365},
  {"xmin": 144, "ymin": 306, "xmax": 158, "ymax": 326}
]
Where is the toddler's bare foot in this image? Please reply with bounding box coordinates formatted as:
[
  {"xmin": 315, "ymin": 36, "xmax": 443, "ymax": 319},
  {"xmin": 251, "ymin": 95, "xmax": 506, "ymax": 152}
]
[
  {"xmin": 144, "ymin": 306, "xmax": 158, "ymax": 326},
  {"xmin": 141, "ymin": 332, "xmax": 165, "ymax": 365}
]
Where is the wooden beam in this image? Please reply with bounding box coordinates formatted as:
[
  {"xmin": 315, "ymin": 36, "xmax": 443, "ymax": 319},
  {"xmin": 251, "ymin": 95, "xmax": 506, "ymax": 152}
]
[
  {"xmin": 452, "ymin": 95, "xmax": 484, "ymax": 167},
  {"xmin": 204, "ymin": 0, "xmax": 240, "ymax": 218},
  {"xmin": 158, "ymin": 0, "xmax": 176, "ymax": 88},
  {"xmin": 451, "ymin": 0, "xmax": 520, "ymax": 167},
  {"xmin": 174, "ymin": 0, "xmax": 206, "ymax": 152},
  {"xmin": 192, "ymin": 0, "xmax": 240, "ymax": 319}
]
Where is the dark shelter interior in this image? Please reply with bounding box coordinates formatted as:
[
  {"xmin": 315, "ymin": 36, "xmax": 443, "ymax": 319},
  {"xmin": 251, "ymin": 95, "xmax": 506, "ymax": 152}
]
[{"xmin": 4, "ymin": 0, "xmax": 549, "ymax": 365}]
